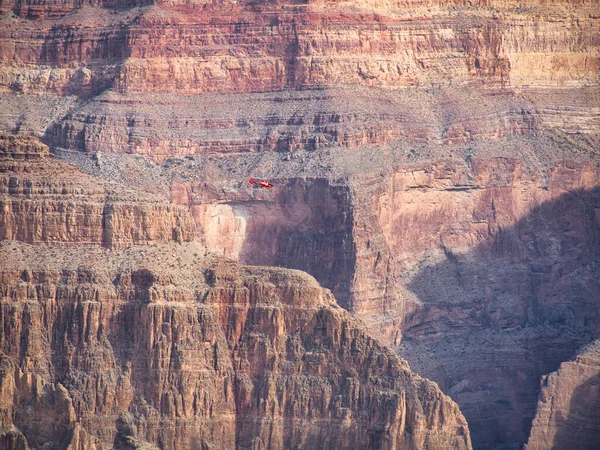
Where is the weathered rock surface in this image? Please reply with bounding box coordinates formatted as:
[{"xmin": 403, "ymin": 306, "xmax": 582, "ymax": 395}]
[
  {"xmin": 0, "ymin": 0, "xmax": 598, "ymax": 161},
  {"xmin": 44, "ymin": 86, "xmax": 551, "ymax": 161},
  {"xmin": 343, "ymin": 154, "xmax": 600, "ymax": 448},
  {"xmin": 0, "ymin": 134, "xmax": 195, "ymax": 248},
  {"xmin": 0, "ymin": 0, "xmax": 599, "ymax": 448},
  {"xmin": 525, "ymin": 340, "xmax": 600, "ymax": 450},
  {"xmin": 1, "ymin": 0, "xmax": 598, "ymax": 95},
  {"xmin": 54, "ymin": 135, "xmax": 600, "ymax": 449},
  {"xmin": 0, "ymin": 241, "xmax": 471, "ymax": 450},
  {"xmin": 394, "ymin": 182, "xmax": 600, "ymax": 449}
]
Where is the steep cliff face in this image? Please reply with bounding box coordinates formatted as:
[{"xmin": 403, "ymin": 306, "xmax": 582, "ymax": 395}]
[
  {"xmin": 386, "ymin": 168, "xmax": 600, "ymax": 448},
  {"xmin": 0, "ymin": 134, "xmax": 195, "ymax": 248},
  {"xmin": 0, "ymin": 0, "xmax": 598, "ymax": 159},
  {"xmin": 525, "ymin": 340, "xmax": 600, "ymax": 450},
  {"xmin": 0, "ymin": 241, "xmax": 471, "ymax": 450},
  {"xmin": 367, "ymin": 156, "xmax": 600, "ymax": 331},
  {"xmin": 3, "ymin": 0, "xmax": 597, "ymax": 94},
  {"xmin": 171, "ymin": 175, "xmax": 356, "ymax": 310},
  {"xmin": 52, "ymin": 135, "xmax": 599, "ymax": 449},
  {"xmin": 0, "ymin": 135, "xmax": 474, "ymax": 448},
  {"xmin": 1, "ymin": 0, "xmax": 599, "ymax": 448}
]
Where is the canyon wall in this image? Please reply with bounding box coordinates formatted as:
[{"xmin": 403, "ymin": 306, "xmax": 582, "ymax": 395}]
[
  {"xmin": 0, "ymin": 136, "xmax": 473, "ymax": 449},
  {"xmin": 0, "ymin": 239, "xmax": 472, "ymax": 450},
  {"xmin": 73, "ymin": 139, "xmax": 596, "ymax": 449},
  {"xmin": 163, "ymin": 150, "xmax": 600, "ymax": 449},
  {"xmin": 2, "ymin": 0, "xmax": 598, "ymax": 98},
  {"xmin": 0, "ymin": 0, "xmax": 599, "ymax": 448},
  {"xmin": 0, "ymin": 0, "xmax": 598, "ymax": 160},
  {"xmin": 379, "ymin": 162, "xmax": 600, "ymax": 448},
  {"xmin": 171, "ymin": 175, "xmax": 356, "ymax": 310},
  {"xmin": 525, "ymin": 340, "xmax": 600, "ymax": 450}
]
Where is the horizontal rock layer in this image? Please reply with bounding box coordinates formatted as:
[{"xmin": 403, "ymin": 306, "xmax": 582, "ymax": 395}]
[
  {"xmin": 0, "ymin": 0, "xmax": 598, "ymax": 96},
  {"xmin": 0, "ymin": 135, "xmax": 195, "ymax": 248},
  {"xmin": 43, "ymin": 87, "xmax": 541, "ymax": 161},
  {"xmin": 32, "ymin": 85, "xmax": 597, "ymax": 162}
]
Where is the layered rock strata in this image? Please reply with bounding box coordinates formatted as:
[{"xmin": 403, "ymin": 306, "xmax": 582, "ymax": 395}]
[
  {"xmin": 0, "ymin": 0, "xmax": 598, "ymax": 161},
  {"xmin": 0, "ymin": 134, "xmax": 195, "ymax": 248},
  {"xmin": 1, "ymin": 0, "xmax": 598, "ymax": 96},
  {"xmin": 0, "ymin": 0, "xmax": 598, "ymax": 448},
  {"xmin": 165, "ymin": 144, "xmax": 600, "ymax": 448},
  {"xmin": 0, "ymin": 241, "xmax": 472, "ymax": 450},
  {"xmin": 54, "ymin": 135, "xmax": 600, "ymax": 449},
  {"xmin": 45, "ymin": 87, "xmax": 548, "ymax": 161}
]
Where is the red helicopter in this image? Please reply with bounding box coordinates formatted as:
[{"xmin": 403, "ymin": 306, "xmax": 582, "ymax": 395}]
[{"xmin": 249, "ymin": 177, "xmax": 273, "ymax": 189}]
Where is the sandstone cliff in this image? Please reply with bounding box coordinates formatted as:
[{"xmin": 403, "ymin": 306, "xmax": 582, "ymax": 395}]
[
  {"xmin": 0, "ymin": 134, "xmax": 195, "ymax": 248},
  {"xmin": 0, "ymin": 0, "xmax": 598, "ymax": 448},
  {"xmin": 1, "ymin": 0, "xmax": 597, "ymax": 97},
  {"xmin": 0, "ymin": 0, "xmax": 598, "ymax": 160},
  {"xmin": 0, "ymin": 241, "xmax": 471, "ymax": 450},
  {"xmin": 155, "ymin": 144, "xmax": 600, "ymax": 449},
  {"xmin": 0, "ymin": 135, "xmax": 475, "ymax": 449},
  {"xmin": 525, "ymin": 340, "xmax": 600, "ymax": 450}
]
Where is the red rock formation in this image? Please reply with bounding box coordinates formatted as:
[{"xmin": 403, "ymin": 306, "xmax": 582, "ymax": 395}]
[
  {"xmin": 0, "ymin": 0, "xmax": 598, "ymax": 448},
  {"xmin": 0, "ymin": 135, "xmax": 195, "ymax": 248},
  {"xmin": 525, "ymin": 340, "xmax": 600, "ymax": 450},
  {"xmin": 160, "ymin": 148, "xmax": 600, "ymax": 448},
  {"xmin": 0, "ymin": 136, "xmax": 474, "ymax": 448},
  {"xmin": 0, "ymin": 241, "xmax": 472, "ymax": 450},
  {"xmin": 4, "ymin": 0, "xmax": 596, "ymax": 94}
]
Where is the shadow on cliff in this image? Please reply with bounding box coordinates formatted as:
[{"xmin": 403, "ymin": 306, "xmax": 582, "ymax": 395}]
[
  {"xmin": 551, "ymin": 372, "xmax": 600, "ymax": 450},
  {"xmin": 401, "ymin": 186, "xmax": 600, "ymax": 450},
  {"xmin": 237, "ymin": 178, "xmax": 357, "ymax": 311}
]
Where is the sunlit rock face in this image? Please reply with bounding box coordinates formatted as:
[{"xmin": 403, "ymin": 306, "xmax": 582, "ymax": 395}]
[
  {"xmin": 0, "ymin": 0, "xmax": 599, "ymax": 449},
  {"xmin": 0, "ymin": 239, "xmax": 472, "ymax": 450},
  {"xmin": 175, "ymin": 153, "xmax": 599, "ymax": 449},
  {"xmin": 2, "ymin": 0, "xmax": 597, "ymax": 97},
  {"xmin": 0, "ymin": 135, "xmax": 195, "ymax": 248},
  {"xmin": 1, "ymin": 0, "xmax": 598, "ymax": 158}
]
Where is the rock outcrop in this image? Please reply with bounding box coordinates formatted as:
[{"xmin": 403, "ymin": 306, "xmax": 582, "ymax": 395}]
[
  {"xmin": 0, "ymin": 241, "xmax": 471, "ymax": 450},
  {"xmin": 0, "ymin": 134, "xmax": 195, "ymax": 248},
  {"xmin": 0, "ymin": 135, "xmax": 474, "ymax": 448},
  {"xmin": 525, "ymin": 340, "xmax": 600, "ymax": 450}
]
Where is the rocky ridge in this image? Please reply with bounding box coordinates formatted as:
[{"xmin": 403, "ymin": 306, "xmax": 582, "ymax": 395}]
[{"xmin": 0, "ymin": 240, "xmax": 472, "ymax": 450}]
